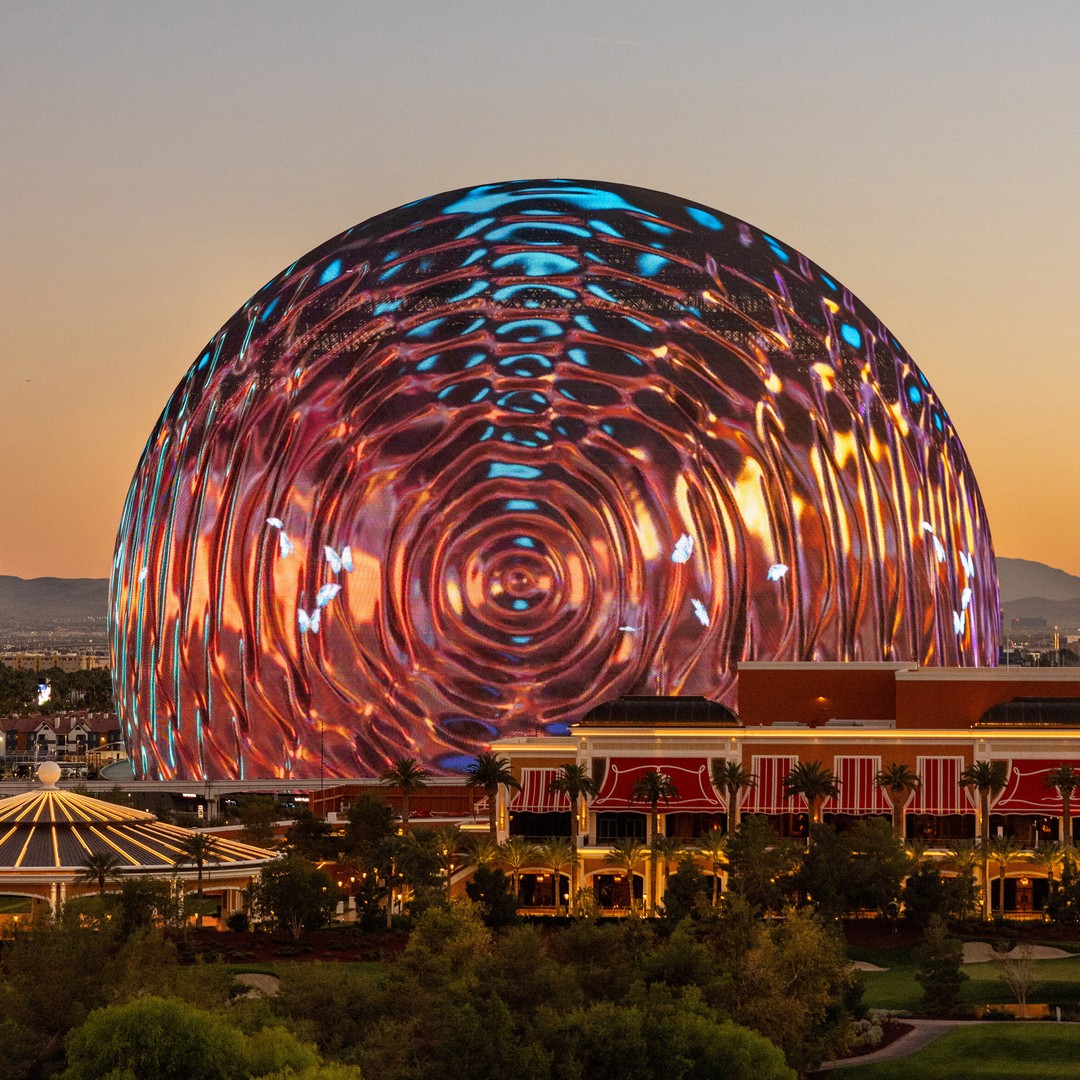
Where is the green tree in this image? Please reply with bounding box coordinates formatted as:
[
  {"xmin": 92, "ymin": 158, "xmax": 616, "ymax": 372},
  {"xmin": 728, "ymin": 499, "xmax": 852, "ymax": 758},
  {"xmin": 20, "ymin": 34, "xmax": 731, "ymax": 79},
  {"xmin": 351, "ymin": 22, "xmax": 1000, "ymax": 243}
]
[
  {"xmin": 629, "ymin": 769, "xmax": 679, "ymax": 913},
  {"xmin": 548, "ymin": 762, "xmax": 600, "ymax": 914},
  {"xmin": 662, "ymin": 856, "xmax": 709, "ymax": 922},
  {"xmin": 463, "ymin": 752, "xmax": 520, "ymax": 838},
  {"xmin": 914, "ymin": 914, "xmax": 967, "ymax": 1015},
  {"xmin": 177, "ymin": 833, "xmax": 219, "ymax": 897},
  {"xmin": 380, "ymin": 756, "xmax": 431, "ymax": 832},
  {"xmin": 1045, "ymin": 764, "xmax": 1080, "ymax": 849},
  {"xmin": 694, "ymin": 830, "xmax": 727, "ymax": 905},
  {"xmin": 60, "ymin": 994, "xmax": 335, "ymax": 1080},
  {"xmin": 286, "ymin": 810, "xmax": 335, "ymax": 862},
  {"xmin": 724, "ymin": 815, "xmax": 799, "ymax": 912},
  {"xmin": 782, "ymin": 760, "xmax": 839, "ymax": 826},
  {"xmin": 797, "ymin": 819, "xmax": 905, "ymax": 918},
  {"xmin": 711, "ymin": 759, "xmax": 756, "ymax": 832},
  {"xmin": 253, "ymin": 854, "xmax": 337, "ymax": 939},
  {"xmin": 960, "ymin": 759, "xmax": 1008, "ymax": 919},
  {"xmin": 234, "ymin": 795, "xmax": 280, "ymax": 848},
  {"xmin": 875, "ymin": 762, "xmax": 921, "ymax": 838},
  {"xmin": 342, "ymin": 793, "xmax": 395, "ymax": 867},
  {"xmin": 464, "ymin": 865, "xmax": 519, "ymax": 926},
  {"xmin": 76, "ymin": 849, "xmax": 124, "ymax": 895}
]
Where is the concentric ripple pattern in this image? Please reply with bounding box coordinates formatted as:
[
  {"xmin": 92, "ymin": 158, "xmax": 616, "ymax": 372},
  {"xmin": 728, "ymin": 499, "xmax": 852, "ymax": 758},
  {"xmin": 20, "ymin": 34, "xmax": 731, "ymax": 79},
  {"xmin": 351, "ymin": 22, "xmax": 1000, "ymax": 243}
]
[{"xmin": 110, "ymin": 180, "xmax": 999, "ymax": 779}]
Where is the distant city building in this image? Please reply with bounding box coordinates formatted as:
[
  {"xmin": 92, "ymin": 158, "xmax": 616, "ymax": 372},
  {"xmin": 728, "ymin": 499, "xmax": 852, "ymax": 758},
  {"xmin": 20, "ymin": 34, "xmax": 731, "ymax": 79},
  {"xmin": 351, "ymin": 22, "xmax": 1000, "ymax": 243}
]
[
  {"xmin": 0, "ymin": 651, "xmax": 109, "ymax": 673},
  {"xmin": 480, "ymin": 662, "xmax": 1080, "ymax": 914},
  {"xmin": 0, "ymin": 710, "xmax": 121, "ymax": 764}
]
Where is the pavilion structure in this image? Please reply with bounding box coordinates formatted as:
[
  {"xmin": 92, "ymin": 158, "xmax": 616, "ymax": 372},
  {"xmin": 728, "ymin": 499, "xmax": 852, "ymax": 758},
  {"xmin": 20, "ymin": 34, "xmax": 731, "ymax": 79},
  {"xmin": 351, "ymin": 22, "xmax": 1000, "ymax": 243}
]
[{"xmin": 0, "ymin": 762, "xmax": 277, "ymax": 930}]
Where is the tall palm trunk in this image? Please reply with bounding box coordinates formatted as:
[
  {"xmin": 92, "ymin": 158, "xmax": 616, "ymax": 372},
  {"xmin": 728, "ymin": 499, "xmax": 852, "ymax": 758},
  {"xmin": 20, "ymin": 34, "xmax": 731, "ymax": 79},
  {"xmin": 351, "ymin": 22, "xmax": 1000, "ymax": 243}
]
[
  {"xmin": 1063, "ymin": 793, "xmax": 1072, "ymax": 851},
  {"xmin": 980, "ymin": 791, "xmax": 991, "ymax": 920},
  {"xmin": 568, "ymin": 793, "xmax": 579, "ymax": 916},
  {"xmin": 487, "ymin": 786, "xmax": 498, "ymax": 838},
  {"xmin": 726, "ymin": 783, "xmax": 740, "ymax": 832},
  {"xmin": 649, "ymin": 803, "xmax": 659, "ymax": 913}
]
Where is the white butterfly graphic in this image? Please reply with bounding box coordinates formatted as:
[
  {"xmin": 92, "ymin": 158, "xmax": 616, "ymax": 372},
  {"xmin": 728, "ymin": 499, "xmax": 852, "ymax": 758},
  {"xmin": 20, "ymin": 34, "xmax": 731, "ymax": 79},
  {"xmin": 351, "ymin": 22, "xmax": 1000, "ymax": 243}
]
[
  {"xmin": 138, "ymin": 566, "xmax": 148, "ymax": 583},
  {"xmin": 278, "ymin": 531, "xmax": 295, "ymax": 559},
  {"xmin": 767, "ymin": 563, "xmax": 789, "ymax": 582},
  {"xmin": 266, "ymin": 517, "xmax": 285, "ymax": 530},
  {"xmin": 671, "ymin": 533, "xmax": 694, "ymax": 564},
  {"xmin": 959, "ymin": 551, "xmax": 975, "ymax": 580},
  {"xmin": 315, "ymin": 582, "xmax": 341, "ymax": 608},
  {"xmin": 961, "ymin": 586, "xmax": 973, "ymax": 611},
  {"xmin": 325, "ymin": 545, "xmax": 354, "ymax": 574},
  {"xmin": 953, "ymin": 609, "xmax": 966, "ymax": 636},
  {"xmin": 920, "ymin": 521, "xmax": 934, "ymax": 534},
  {"xmin": 298, "ymin": 608, "xmax": 321, "ymax": 635},
  {"xmin": 619, "ymin": 625, "xmax": 638, "ymax": 633},
  {"xmin": 691, "ymin": 598, "xmax": 710, "ymax": 627},
  {"xmin": 932, "ymin": 536, "xmax": 946, "ymax": 564}
]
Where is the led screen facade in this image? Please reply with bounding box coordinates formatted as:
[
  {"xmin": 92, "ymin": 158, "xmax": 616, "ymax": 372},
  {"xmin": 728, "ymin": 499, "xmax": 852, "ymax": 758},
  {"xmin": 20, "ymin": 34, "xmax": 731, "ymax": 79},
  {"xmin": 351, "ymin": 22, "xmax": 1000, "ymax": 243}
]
[{"xmin": 110, "ymin": 180, "xmax": 998, "ymax": 779}]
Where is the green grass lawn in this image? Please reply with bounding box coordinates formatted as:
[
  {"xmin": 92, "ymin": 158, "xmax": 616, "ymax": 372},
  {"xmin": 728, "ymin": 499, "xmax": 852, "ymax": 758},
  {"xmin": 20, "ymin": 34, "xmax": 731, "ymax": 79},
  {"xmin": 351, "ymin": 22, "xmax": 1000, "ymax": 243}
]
[
  {"xmin": 857, "ymin": 954, "xmax": 1080, "ymax": 1012},
  {"xmin": 838, "ymin": 1024, "xmax": 1080, "ymax": 1078},
  {"xmin": 0, "ymin": 896, "xmax": 33, "ymax": 914}
]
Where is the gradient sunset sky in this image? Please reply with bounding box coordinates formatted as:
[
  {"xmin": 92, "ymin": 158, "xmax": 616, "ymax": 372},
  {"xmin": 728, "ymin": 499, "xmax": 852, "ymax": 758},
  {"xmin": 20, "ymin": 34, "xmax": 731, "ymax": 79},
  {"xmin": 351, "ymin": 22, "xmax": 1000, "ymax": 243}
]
[{"xmin": 3, "ymin": 1, "xmax": 1078, "ymax": 580}]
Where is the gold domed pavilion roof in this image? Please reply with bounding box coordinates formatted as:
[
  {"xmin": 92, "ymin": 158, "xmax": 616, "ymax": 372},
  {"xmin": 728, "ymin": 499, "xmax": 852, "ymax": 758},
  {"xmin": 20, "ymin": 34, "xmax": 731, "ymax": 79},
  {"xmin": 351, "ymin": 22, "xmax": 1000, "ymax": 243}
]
[{"xmin": 0, "ymin": 766, "xmax": 277, "ymax": 874}]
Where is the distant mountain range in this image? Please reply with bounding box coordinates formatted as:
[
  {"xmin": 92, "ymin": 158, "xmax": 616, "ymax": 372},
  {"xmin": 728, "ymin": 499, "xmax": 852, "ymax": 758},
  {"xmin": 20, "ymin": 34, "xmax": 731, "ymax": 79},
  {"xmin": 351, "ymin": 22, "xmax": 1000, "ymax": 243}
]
[
  {"xmin": 0, "ymin": 576, "xmax": 109, "ymax": 626},
  {"xmin": 3, "ymin": 558, "xmax": 1080, "ymax": 636}
]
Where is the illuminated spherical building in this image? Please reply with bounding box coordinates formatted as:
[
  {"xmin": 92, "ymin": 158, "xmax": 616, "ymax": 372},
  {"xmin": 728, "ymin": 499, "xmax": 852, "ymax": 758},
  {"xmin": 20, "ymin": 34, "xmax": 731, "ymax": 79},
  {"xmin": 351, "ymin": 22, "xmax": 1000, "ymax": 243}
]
[{"xmin": 110, "ymin": 180, "xmax": 998, "ymax": 780}]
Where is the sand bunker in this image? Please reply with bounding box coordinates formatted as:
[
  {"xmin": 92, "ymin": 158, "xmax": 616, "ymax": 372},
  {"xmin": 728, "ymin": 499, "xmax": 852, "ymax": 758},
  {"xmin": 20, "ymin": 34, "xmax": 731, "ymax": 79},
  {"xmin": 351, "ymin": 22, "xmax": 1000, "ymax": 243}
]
[{"xmin": 962, "ymin": 941, "xmax": 1071, "ymax": 964}]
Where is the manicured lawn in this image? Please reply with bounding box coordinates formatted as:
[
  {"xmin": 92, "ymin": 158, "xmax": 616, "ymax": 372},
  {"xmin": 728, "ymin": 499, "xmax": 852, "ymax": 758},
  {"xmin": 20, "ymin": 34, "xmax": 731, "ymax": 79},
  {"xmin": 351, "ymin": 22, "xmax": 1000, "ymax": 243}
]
[
  {"xmin": 0, "ymin": 896, "xmax": 33, "ymax": 914},
  {"xmin": 839, "ymin": 1024, "xmax": 1080, "ymax": 1078},
  {"xmin": 858, "ymin": 955, "xmax": 1080, "ymax": 1012}
]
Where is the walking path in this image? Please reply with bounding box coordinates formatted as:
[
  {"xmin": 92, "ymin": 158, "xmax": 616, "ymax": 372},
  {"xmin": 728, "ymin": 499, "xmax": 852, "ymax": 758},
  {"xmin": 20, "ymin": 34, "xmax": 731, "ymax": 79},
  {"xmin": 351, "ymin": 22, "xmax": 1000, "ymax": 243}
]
[
  {"xmin": 818, "ymin": 1019, "xmax": 977, "ymax": 1070},
  {"xmin": 820, "ymin": 1019, "xmax": 1080, "ymax": 1071}
]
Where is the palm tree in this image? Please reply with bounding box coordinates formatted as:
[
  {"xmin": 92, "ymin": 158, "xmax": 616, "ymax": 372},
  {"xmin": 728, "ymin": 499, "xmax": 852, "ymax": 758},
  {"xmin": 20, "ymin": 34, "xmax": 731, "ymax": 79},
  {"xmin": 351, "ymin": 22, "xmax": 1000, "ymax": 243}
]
[
  {"xmin": 1044, "ymin": 765, "xmax": 1080, "ymax": 850},
  {"xmin": 548, "ymin": 763, "xmax": 601, "ymax": 914},
  {"xmin": 783, "ymin": 761, "xmax": 840, "ymax": 826},
  {"xmin": 603, "ymin": 838, "xmax": 648, "ymax": 913},
  {"xmin": 463, "ymin": 752, "xmax": 521, "ymax": 839},
  {"xmin": 1030, "ymin": 839, "xmax": 1065, "ymax": 904},
  {"xmin": 380, "ymin": 756, "xmax": 431, "ymax": 832},
  {"xmin": 695, "ymin": 830, "xmax": 728, "ymax": 906},
  {"xmin": 77, "ymin": 849, "xmax": 124, "ymax": 896},
  {"xmin": 651, "ymin": 835, "xmax": 682, "ymax": 908},
  {"xmin": 431, "ymin": 824, "xmax": 463, "ymax": 901},
  {"xmin": 987, "ymin": 834, "xmax": 1021, "ymax": 918},
  {"xmin": 875, "ymin": 762, "xmax": 921, "ymax": 839},
  {"xmin": 711, "ymin": 760, "xmax": 756, "ymax": 832},
  {"xmin": 463, "ymin": 834, "xmax": 500, "ymax": 869},
  {"xmin": 177, "ymin": 833, "xmax": 219, "ymax": 896},
  {"xmin": 498, "ymin": 836, "xmax": 539, "ymax": 898},
  {"xmin": 537, "ymin": 837, "xmax": 574, "ymax": 914},
  {"xmin": 629, "ymin": 769, "xmax": 679, "ymax": 914},
  {"xmin": 946, "ymin": 840, "xmax": 981, "ymax": 919},
  {"xmin": 960, "ymin": 759, "xmax": 1008, "ymax": 919}
]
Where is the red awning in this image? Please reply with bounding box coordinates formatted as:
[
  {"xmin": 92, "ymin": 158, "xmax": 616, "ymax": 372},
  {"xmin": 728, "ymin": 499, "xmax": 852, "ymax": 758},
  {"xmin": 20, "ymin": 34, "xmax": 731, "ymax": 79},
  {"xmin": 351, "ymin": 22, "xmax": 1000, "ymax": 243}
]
[
  {"xmin": 910, "ymin": 757, "xmax": 975, "ymax": 814},
  {"xmin": 992, "ymin": 759, "xmax": 1080, "ymax": 814},
  {"xmin": 592, "ymin": 758, "xmax": 723, "ymax": 812},
  {"xmin": 742, "ymin": 756, "xmax": 804, "ymax": 815},
  {"xmin": 822, "ymin": 757, "xmax": 893, "ymax": 814},
  {"xmin": 510, "ymin": 769, "xmax": 571, "ymax": 813}
]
